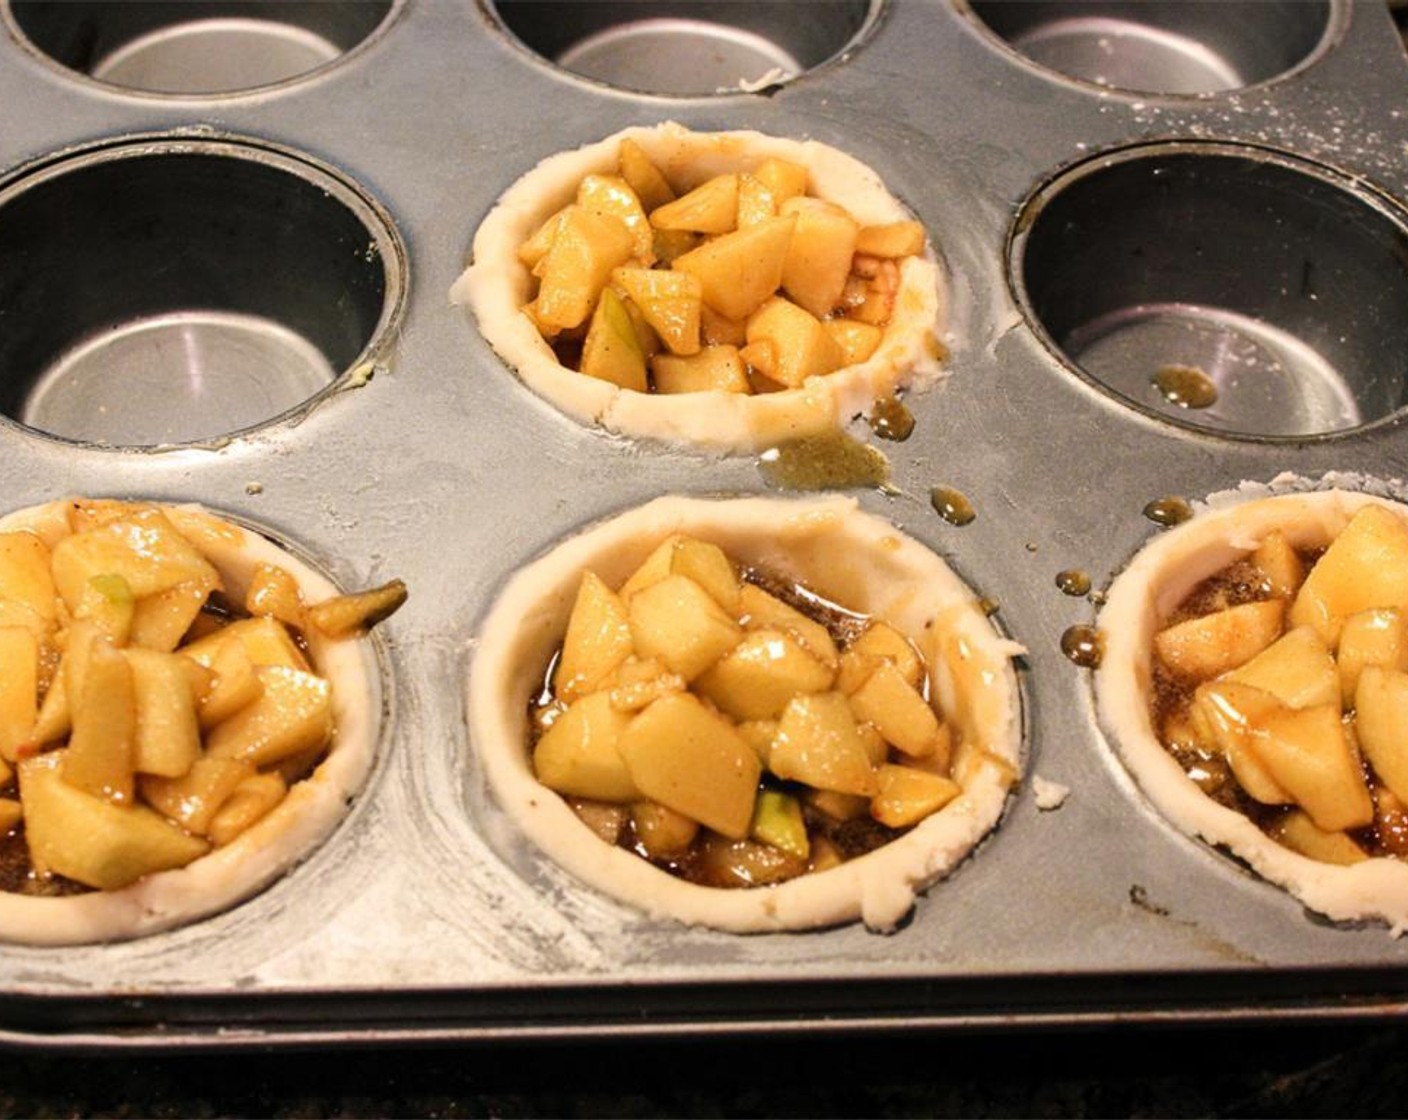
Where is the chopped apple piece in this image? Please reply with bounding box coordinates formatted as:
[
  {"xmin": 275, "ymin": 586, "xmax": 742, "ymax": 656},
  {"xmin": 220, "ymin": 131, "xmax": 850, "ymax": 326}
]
[
  {"xmin": 612, "ymin": 267, "xmax": 701, "ymax": 356},
  {"xmin": 1291, "ymin": 504, "xmax": 1408, "ymax": 644},
  {"xmin": 651, "ymin": 346, "xmax": 750, "ymax": 395},
  {"xmin": 1243, "ymin": 704, "xmax": 1374, "ymax": 832},
  {"xmin": 607, "ymin": 657, "xmax": 684, "ymax": 712},
  {"xmin": 744, "ymin": 296, "xmax": 844, "ymax": 387},
  {"xmin": 1189, "ymin": 681, "xmax": 1293, "ymax": 804},
  {"xmin": 847, "ymin": 660, "xmax": 942, "ymax": 757},
  {"xmin": 534, "ymin": 207, "xmax": 635, "ymax": 332},
  {"xmin": 571, "ymin": 798, "xmax": 628, "ymax": 846},
  {"xmin": 627, "ymin": 573, "xmax": 742, "ymax": 681},
  {"xmin": 126, "ymin": 648, "xmax": 201, "ymax": 777},
  {"xmin": 518, "ymin": 205, "xmax": 572, "ymax": 269},
  {"xmin": 534, "ymin": 690, "xmax": 639, "ymax": 802},
  {"xmin": 700, "ymin": 305, "xmax": 747, "ymax": 347},
  {"xmin": 207, "ymin": 773, "xmax": 287, "ymax": 847},
  {"xmin": 1353, "ymin": 666, "xmax": 1408, "ymax": 802},
  {"xmin": 650, "ymin": 173, "xmax": 738, "ymax": 234},
  {"xmin": 181, "ymin": 615, "xmax": 309, "ymax": 672},
  {"xmin": 0, "ymin": 532, "xmax": 56, "ymax": 624},
  {"xmin": 841, "ymin": 621, "xmax": 922, "ymax": 690},
  {"xmin": 199, "ymin": 639, "xmax": 264, "ymax": 730},
  {"xmin": 671, "ymin": 539, "xmax": 740, "ymax": 614},
  {"xmin": 1225, "ymin": 625, "xmax": 1339, "ymax": 711},
  {"xmin": 805, "ymin": 787, "xmax": 870, "ymax": 822},
  {"xmin": 779, "ymin": 197, "xmax": 860, "ymax": 318},
  {"xmin": 305, "ymin": 578, "xmax": 407, "ymax": 639},
  {"xmin": 0, "ymin": 598, "xmax": 53, "ymax": 644},
  {"xmin": 736, "ymin": 174, "xmax": 777, "ymax": 227},
  {"xmin": 735, "ymin": 719, "xmax": 778, "ymax": 765},
  {"xmin": 141, "ymin": 756, "xmax": 255, "ymax": 835},
  {"xmin": 205, "ymin": 666, "xmax": 332, "ymax": 768},
  {"xmin": 20, "ymin": 751, "xmax": 208, "ymax": 890},
  {"xmin": 1269, "ymin": 809, "xmax": 1369, "ymax": 865},
  {"xmin": 752, "ymin": 157, "xmax": 808, "ymax": 206},
  {"xmin": 1154, "ymin": 599, "xmax": 1285, "ymax": 682},
  {"xmin": 555, "ymin": 571, "xmax": 634, "ymax": 704},
  {"xmin": 737, "ymin": 584, "xmax": 838, "ymax": 669},
  {"xmin": 671, "ymin": 214, "xmax": 796, "ymax": 321},
  {"xmin": 618, "ymin": 139, "xmax": 675, "ymax": 212},
  {"xmin": 823, "ymin": 319, "xmax": 883, "ymax": 366},
  {"xmin": 695, "ymin": 629, "xmax": 835, "ymax": 722},
  {"xmin": 871, "ymin": 764, "xmax": 960, "ymax": 828},
  {"xmin": 1337, "ymin": 608, "xmax": 1408, "ymax": 707},
  {"xmin": 580, "ymin": 287, "xmax": 648, "ymax": 391},
  {"xmin": 855, "ymin": 220, "xmax": 925, "ymax": 258},
  {"xmin": 74, "ymin": 573, "xmax": 135, "ymax": 646},
  {"xmin": 63, "ymin": 637, "xmax": 136, "ymax": 804},
  {"xmin": 652, "ymin": 228, "xmax": 699, "ymax": 265},
  {"xmin": 50, "ymin": 509, "xmax": 220, "ymax": 612},
  {"xmin": 245, "ymin": 562, "xmax": 305, "ymax": 629},
  {"xmin": 578, "ymin": 173, "xmax": 654, "ymax": 263},
  {"xmin": 751, "ymin": 789, "xmax": 808, "ymax": 859},
  {"xmin": 129, "ymin": 581, "xmax": 209, "ymax": 652},
  {"xmin": 768, "ymin": 691, "xmax": 878, "ymax": 797},
  {"xmin": 1252, "ymin": 531, "xmax": 1304, "ymax": 599},
  {"xmin": 631, "ymin": 799, "xmax": 698, "ymax": 858},
  {"xmin": 617, "ymin": 693, "xmax": 760, "ymax": 839},
  {"xmin": 0, "ymin": 626, "xmax": 38, "ymax": 763}
]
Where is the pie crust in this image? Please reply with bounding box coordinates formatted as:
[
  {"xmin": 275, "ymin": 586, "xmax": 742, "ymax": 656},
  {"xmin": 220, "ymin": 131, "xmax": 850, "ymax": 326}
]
[
  {"xmin": 1096, "ymin": 486, "xmax": 1408, "ymax": 934},
  {"xmin": 451, "ymin": 121, "xmax": 946, "ymax": 453},
  {"xmin": 0, "ymin": 501, "xmax": 380, "ymax": 946},
  {"xmin": 467, "ymin": 494, "xmax": 1023, "ymax": 933}
]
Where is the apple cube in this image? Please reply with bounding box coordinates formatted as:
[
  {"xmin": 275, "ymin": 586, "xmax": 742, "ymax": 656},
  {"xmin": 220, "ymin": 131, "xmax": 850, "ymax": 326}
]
[
  {"xmin": 244, "ymin": 562, "xmax": 305, "ymax": 630},
  {"xmin": 1353, "ymin": 666, "xmax": 1408, "ymax": 803},
  {"xmin": 0, "ymin": 626, "xmax": 38, "ymax": 764},
  {"xmin": 129, "ymin": 581, "xmax": 210, "ymax": 652},
  {"xmin": 651, "ymin": 346, "xmax": 750, "ymax": 395},
  {"xmin": 0, "ymin": 531, "xmax": 56, "ymax": 624},
  {"xmin": 736, "ymin": 173, "xmax": 778, "ymax": 227},
  {"xmin": 1225, "ymin": 625, "xmax": 1339, "ymax": 711},
  {"xmin": 847, "ymin": 660, "xmax": 942, "ymax": 758},
  {"xmin": 744, "ymin": 296, "xmax": 844, "ymax": 387},
  {"xmin": 579, "ymin": 286, "xmax": 648, "ymax": 391},
  {"xmin": 63, "ymin": 636, "xmax": 136, "ymax": 804},
  {"xmin": 735, "ymin": 719, "xmax": 779, "ymax": 765},
  {"xmin": 855, "ymin": 220, "xmax": 925, "ymax": 258},
  {"xmin": 671, "ymin": 213, "xmax": 796, "ymax": 321},
  {"xmin": 532, "ymin": 687, "xmax": 639, "ymax": 800},
  {"xmin": 750, "ymin": 789, "xmax": 809, "ymax": 859},
  {"xmin": 650, "ymin": 172, "xmax": 738, "ymax": 234},
  {"xmin": 870, "ymin": 764, "xmax": 960, "ymax": 828},
  {"xmin": 627, "ymin": 573, "xmax": 742, "ymax": 681},
  {"xmin": 207, "ymin": 773, "xmax": 287, "ymax": 847},
  {"xmin": 630, "ymin": 799, "xmax": 699, "ymax": 858},
  {"xmin": 181, "ymin": 615, "xmax": 309, "ymax": 672},
  {"xmin": 199, "ymin": 639, "xmax": 264, "ymax": 730},
  {"xmin": 126, "ymin": 648, "xmax": 202, "ymax": 778},
  {"xmin": 140, "ymin": 755, "xmax": 254, "ymax": 834},
  {"xmin": 1337, "ymin": 608, "xmax": 1408, "ymax": 707},
  {"xmin": 842, "ymin": 621, "xmax": 922, "ymax": 690},
  {"xmin": 700, "ymin": 305, "xmax": 748, "ymax": 347},
  {"xmin": 1269, "ymin": 808, "xmax": 1368, "ymax": 865},
  {"xmin": 1154, "ymin": 599, "xmax": 1285, "ymax": 682},
  {"xmin": 1251, "ymin": 530, "xmax": 1304, "ymax": 599},
  {"xmin": 205, "ymin": 665, "xmax": 332, "ymax": 768},
  {"xmin": 1189, "ymin": 681, "xmax": 1292, "ymax": 804},
  {"xmin": 571, "ymin": 799, "xmax": 628, "ymax": 846},
  {"xmin": 1291, "ymin": 504, "xmax": 1408, "ymax": 644},
  {"xmin": 668, "ymin": 539, "xmax": 740, "ymax": 615},
  {"xmin": 534, "ymin": 207, "xmax": 635, "ymax": 332},
  {"xmin": 517, "ymin": 205, "xmax": 572, "ymax": 269},
  {"xmin": 578, "ymin": 173, "xmax": 654, "ymax": 263},
  {"xmin": 752, "ymin": 157, "xmax": 808, "ymax": 206},
  {"xmin": 19, "ymin": 751, "xmax": 208, "ymax": 890},
  {"xmin": 738, "ymin": 583, "xmax": 839, "ymax": 669},
  {"xmin": 1243, "ymin": 703, "xmax": 1374, "ymax": 832},
  {"xmin": 555, "ymin": 571, "xmax": 634, "ymax": 704},
  {"xmin": 694, "ymin": 629, "xmax": 835, "ymax": 722},
  {"xmin": 779, "ymin": 197, "xmax": 859, "ymax": 318},
  {"xmin": 50, "ymin": 509, "xmax": 220, "ymax": 612},
  {"xmin": 823, "ymin": 319, "xmax": 883, "ymax": 366},
  {"xmin": 606, "ymin": 657, "xmax": 684, "ymax": 714},
  {"xmin": 768, "ymin": 690, "xmax": 878, "ymax": 797},
  {"xmin": 612, "ymin": 267, "xmax": 702, "ymax": 356},
  {"xmin": 617, "ymin": 693, "xmax": 760, "ymax": 839},
  {"xmin": 617, "ymin": 139, "xmax": 675, "ymax": 212}
]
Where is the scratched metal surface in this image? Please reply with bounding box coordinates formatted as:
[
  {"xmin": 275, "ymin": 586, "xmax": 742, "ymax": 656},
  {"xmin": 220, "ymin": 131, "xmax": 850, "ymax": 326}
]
[{"xmin": 0, "ymin": 0, "xmax": 1407, "ymax": 1046}]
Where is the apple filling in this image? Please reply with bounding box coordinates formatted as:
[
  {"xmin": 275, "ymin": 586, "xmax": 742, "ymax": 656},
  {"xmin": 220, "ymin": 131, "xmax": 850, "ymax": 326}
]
[
  {"xmin": 0, "ymin": 498, "xmax": 405, "ymax": 903},
  {"xmin": 532, "ymin": 536, "xmax": 966, "ymax": 889},
  {"xmin": 1149, "ymin": 504, "xmax": 1408, "ymax": 866},
  {"xmin": 454, "ymin": 123, "xmax": 945, "ymax": 452}
]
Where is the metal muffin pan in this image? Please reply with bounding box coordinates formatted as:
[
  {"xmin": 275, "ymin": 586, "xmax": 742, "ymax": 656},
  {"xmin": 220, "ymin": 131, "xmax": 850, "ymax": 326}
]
[{"xmin": 1, "ymin": 0, "xmax": 1407, "ymax": 1046}]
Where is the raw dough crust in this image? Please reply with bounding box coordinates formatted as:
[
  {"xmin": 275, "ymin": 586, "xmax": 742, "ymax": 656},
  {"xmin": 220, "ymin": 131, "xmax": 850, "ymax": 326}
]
[
  {"xmin": 0, "ymin": 501, "xmax": 380, "ymax": 946},
  {"xmin": 1096, "ymin": 487, "xmax": 1408, "ymax": 934},
  {"xmin": 468, "ymin": 494, "xmax": 1023, "ymax": 933},
  {"xmin": 452, "ymin": 121, "xmax": 946, "ymax": 453}
]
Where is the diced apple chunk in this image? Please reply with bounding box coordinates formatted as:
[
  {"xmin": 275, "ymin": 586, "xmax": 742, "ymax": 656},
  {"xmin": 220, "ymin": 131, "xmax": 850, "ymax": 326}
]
[
  {"xmin": 50, "ymin": 510, "xmax": 220, "ymax": 612},
  {"xmin": 63, "ymin": 637, "xmax": 137, "ymax": 804},
  {"xmin": 738, "ymin": 583, "xmax": 839, "ymax": 669},
  {"xmin": 207, "ymin": 773, "xmax": 287, "ymax": 847},
  {"xmin": 75, "ymin": 573, "xmax": 135, "ymax": 646},
  {"xmin": 855, "ymin": 220, "xmax": 925, "ymax": 258},
  {"xmin": 671, "ymin": 214, "xmax": 796, "ymax": 321},
  {"xmin": 847, "ymin": 660, "xmax": 942, "ymax": 758},
  {"xmin": 627, "ymin": 573, "xmax": 742, "ymax": 681},
  {"xmin": 694, "ymin": 629, "xmax": 834, "ymax": 721},
  {"xmin": 141, "ymin": 756, "xmax": 254, "ymax": 835},
  {"xmin": 871, "ymin": 764, "xmax": 960, "ymax": 828},
  {"xmin": 1225, "ymin": 625, "xmax": 1339, "ymax": 711},
  {"xmin": 205, "ymin": 666, "xmax": 332, "ymax": 768},
  {"xmin": 779, "ymin": 197, "xmax": 859, "ymax": 318},
  {"xmin": 752, "ymin": 157, "xmax": 808, "ymax": 206},
  {"xmin": 631, "ymin": 799, "xmax": 698, "ymax": 858},
  {"xmin": 126, "ymin": 648, "xmax": 202, "ymax": 778},
  {"xmin": 534, "ymin": 690, "xmax": 639, "ymax": 802},
  {"xmin": 199, "ymin": 640, "xmax": 264, "ymax": 730},
  {"xmin": 181, "ymin": 615, "xmax": 309, "ymax": 672},
  {"xmin": 129, "ymin": 581, "xmax": 209, "ymax": 652},
  {"xmin": 0, "ymin": 626, "xmax": 38, "ymax": 763},
  {"xmin": 744, "ymin": 297, "xmax": 844, "ymax": 387},
  {"xmin": 1243, "ymin": 704, "xmax": 1374, "ymax": 832},
  {"xmin": 651, "ymin": 346, "xmax": 750, "ymax": 395},
  {"xmin": 823, "ymin": 319, "xmax": 883, "ymax": 366},
  {"xmin": 534, "ymin": 207, "xmax": 636, "ymax": 332},
  {"xmin": 612, "ymin": 267, "xmax": 701, "ymax": 356},
  {"xmin": 580, "ymin": 286, "xmax": 647, "ymax": 391},
  {"xmin": 1269, "ymin": 809, "xmax": 1368, "ymax": 865},
  {"xmin": 20, "ymin": 751, "xmax": 208, "ymax": 890},
  {"xmin": 751, "ymin": 789, "xmax": 808, "ymax": 859},
  {"xmin": 555, "ymin": 572, "xmax": 634, "ymax": 704},
  {"xmin": 244, "ymin": 562, "xmax": 305, "ymax": 629},
  {"xmin": 0, "ymin": 532, "xmax": 57, "ymax": 624},
  {"xmin": 578, "ymin": 174, "xmax": 654, "ymax": 263},
  {"xmin": 1353, "ymin": 666, "xmax": 1408, "ymax": 803},
  {"xmin": 768, "ymin": 691, "xmax": 878, "ymax": 797},
  {"xmin": 305, "ymin": 579, "xmax": 407, "ymax": 639},
  {"xmin": 650, "ymin": 173, "xmax": 738, "ymax": 234},
  {"xmin": 1189, "ymin": 681, "xmax": 1293, "ymax": 805},
  {"xmin": 618, "ymin": 693, "xmax": 760, "ymax": 839},
  {"xmin": 618, "ymin": 139, "xmax": 675, "ymax": 212},
  {"xmin": 1252, "ymin": 531, "xmax": 1304, "ymax": 599},
  {"xmin": 1154, "ymin": 599, "xmax": 1285, "ymax": 682},
  {"xmin": 1291, "ymin": 504, "xmax": 1408, "ymax": 644},
  {"xmin": 1337, "ymin": 608, "xmax": 1408, "ymax": 707}
]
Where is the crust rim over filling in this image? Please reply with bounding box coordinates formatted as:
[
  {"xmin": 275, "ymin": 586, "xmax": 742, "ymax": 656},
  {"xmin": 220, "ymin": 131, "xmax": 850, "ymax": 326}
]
[
  {"xmin": 467, "ymin": 494, "xmax": 1023, "ymax": 934},
  {"xmin": 451, "ymin": 120, "xmax": 947, "ymax": 453},
  {"xmin": 1096, "ymin": 486, "xmax": 1408, "ymax": 935},
  {"xmin": 0, "ymin": 501, "xmax": 380, "ymax": 947}
]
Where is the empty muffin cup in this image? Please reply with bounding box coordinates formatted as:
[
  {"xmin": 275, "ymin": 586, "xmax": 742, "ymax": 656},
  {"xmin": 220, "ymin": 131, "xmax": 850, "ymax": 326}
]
[
  {"xmin": 4, "ymin": 1, "xmax": 398, "ymax": 96},
  {"xmin": 1009, "ymin": 141, "xmax": 1408, "ymax": 439},
  {"xmin": 963, "ymin": 1, "xmax": 1334, "ymax": 95},
  {"xmin": 0, "ymin": 136, "xmax": 406, "ymax": 447},
  {"xmin": 488, "ymin": 1, "xmax": 877, "ymax": 95}
]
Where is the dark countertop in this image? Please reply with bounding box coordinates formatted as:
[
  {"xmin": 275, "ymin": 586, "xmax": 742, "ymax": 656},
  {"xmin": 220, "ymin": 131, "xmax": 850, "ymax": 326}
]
[{"xmin": 2, "ymin": 1021, "xmax": 1406, "ymax": 1118}]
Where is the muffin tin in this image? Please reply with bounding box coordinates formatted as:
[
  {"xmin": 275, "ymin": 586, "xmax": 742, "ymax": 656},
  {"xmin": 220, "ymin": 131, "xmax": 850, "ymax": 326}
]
[{"xmin": 2, "ymin": 0, "xmax": 1408, "ymax": 1046}]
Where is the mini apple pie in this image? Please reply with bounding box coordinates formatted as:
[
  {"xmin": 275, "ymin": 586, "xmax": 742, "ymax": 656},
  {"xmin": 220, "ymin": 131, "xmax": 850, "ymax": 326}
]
[
  {"xmin": 468, "ymin": 495, "xmax": 1022, "ymax": 933},
  {"xmin": 1097, "ymin": 487, "xmax": 1408, "ymax": 932},
  {"xmin": 452, "ymin": 122, "xmax": 945, "ymax": 452},
  {"xmin": 0, "ymin": 498, "xmax": 404, "ymax": 945}
]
